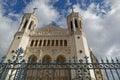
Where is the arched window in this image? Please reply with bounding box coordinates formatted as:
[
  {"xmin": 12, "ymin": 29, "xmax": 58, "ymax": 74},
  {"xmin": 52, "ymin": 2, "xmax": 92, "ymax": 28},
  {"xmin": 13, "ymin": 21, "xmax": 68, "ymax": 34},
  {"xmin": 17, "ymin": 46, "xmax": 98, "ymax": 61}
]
[
  {"xmin": 43, "ymin": 40, "xmax": 46, "ymax": 46},
  {"xmin": 28, "ymin": 21, "xmax": 34, "ymax": 29},
  {"xmin": 70, "ymin": 21, "xmax": 73, "ymax": 31},
  {"xmin": 39, "ymin": 40, "xmax": 42, "ymax": 46},
  {"xmin": 56, "ymin": 40, "xmax": 58, "ymax": 46},
  {"xmin": 47, "ymin": 40, "xmax": 50, "ymax": 46},
  {"xmin": 75, "ymin": 19, "xmax": 78, "ymax": 28},
  {"xmin": 51, "ymin": 40, "xmax": 54, "ymax": 46},
  {"xmin": 60, "ymin": 40, "xmax": 63, "ymax": 46},
  {"xmin": 30, "ymin": 40, "xmax": 34, "ymax": 46},
  {"xmin": 23, "ymin": 20, "xmax": 28, "ymax": 29},
  {"xmin": 56, "ymin": 55, "xmax": 66, "ymax": 63},
  {"xmin": 64, "ymin": 40, "xmax": 67, "ymax": 46},
  {"xmin": 42, "ymin": 55, "xmax": 52, "ymax": 63},
  {"xmin": 28, "ymin": 55, "xmax": 37, "ymax": 63},
  {"xmin": 35, "ymin": 40, "xmax": 38, "ymax": 46}
]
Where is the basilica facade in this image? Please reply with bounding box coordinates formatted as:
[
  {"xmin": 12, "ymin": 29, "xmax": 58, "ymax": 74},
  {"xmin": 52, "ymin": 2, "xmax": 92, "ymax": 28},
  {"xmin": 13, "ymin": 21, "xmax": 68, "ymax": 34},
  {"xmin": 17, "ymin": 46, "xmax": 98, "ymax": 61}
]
[{"xmin": 5, "ymin": 10, "xmax": 104, "ymax": 80}]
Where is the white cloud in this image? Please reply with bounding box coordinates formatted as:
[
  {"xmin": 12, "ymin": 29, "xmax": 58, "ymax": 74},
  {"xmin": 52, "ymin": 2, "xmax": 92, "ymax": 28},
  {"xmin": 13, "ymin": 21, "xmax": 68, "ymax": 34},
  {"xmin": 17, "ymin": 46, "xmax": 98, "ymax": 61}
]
[
  {"xmin": 0, "ymin": 2, "xmax": 20, "ymax": 57},
  {"xmin": 71, "ymin": 0, "xmax": 120, "ymax": 58},
  {"xmin": 24, "ymin": 0, "xmax": 59, "ymax": 27},
  {"xmin": 24, "ymin": 0, "xmax": 68, "ymax": 28},
  {"xmin": 0, "ymin": 0, "xmax": 120, "ymax": 60}
]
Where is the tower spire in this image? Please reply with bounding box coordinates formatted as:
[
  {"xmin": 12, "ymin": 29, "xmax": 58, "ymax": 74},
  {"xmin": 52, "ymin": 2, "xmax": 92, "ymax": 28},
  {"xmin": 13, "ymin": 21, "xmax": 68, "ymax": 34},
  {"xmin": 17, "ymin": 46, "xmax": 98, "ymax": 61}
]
[{"xmin": 33, "ymin": 7, "xmax": 38, "ymax": 14}]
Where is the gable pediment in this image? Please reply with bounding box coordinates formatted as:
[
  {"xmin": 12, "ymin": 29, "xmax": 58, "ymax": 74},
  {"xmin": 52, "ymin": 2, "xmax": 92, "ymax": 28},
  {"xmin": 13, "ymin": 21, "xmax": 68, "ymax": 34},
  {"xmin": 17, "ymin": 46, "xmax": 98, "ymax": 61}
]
[{"xmin": 31, "ymin": 24, "xmax": 69, "ymax": 36}]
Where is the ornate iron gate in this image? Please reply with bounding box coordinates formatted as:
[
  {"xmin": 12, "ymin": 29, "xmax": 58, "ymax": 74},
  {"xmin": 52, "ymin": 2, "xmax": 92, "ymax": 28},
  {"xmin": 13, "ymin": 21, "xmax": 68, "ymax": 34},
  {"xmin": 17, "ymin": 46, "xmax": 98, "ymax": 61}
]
[{"xmin": 0, "ymin": 48, "xmax": 120, "ymax": 80}]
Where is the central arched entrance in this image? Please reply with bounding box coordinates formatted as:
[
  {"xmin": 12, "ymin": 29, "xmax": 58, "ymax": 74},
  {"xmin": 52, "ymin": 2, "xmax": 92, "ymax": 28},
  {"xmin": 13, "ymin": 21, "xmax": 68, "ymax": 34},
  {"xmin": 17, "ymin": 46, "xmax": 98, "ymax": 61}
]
[
  {"xmin": 54, "ymin": 55, "xmax": 70, "ymax": 80},
  {"xmin": 42, "ymin": 54, "xmax": 52, "ymax": 63},
  {"xmin": 56, "ymin": 55, "xmax": 66, "ymax": 63}
]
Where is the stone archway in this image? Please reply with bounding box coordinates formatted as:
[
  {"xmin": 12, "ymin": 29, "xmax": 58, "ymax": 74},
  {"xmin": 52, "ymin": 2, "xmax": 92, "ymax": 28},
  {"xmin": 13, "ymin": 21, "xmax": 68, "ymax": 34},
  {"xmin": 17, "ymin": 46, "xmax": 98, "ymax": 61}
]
[
  {"xmin": 28, "ymin": 55, "xmax": 37, "ymax": 63},
  {"xmin": 42, "ymin": 54, "xmax": 52, "ymax": 63},
  {"xmin": 55, "ymin": 55, "xmax": 70, "ymax": 80},
  {"xmin": 27, "ymin": 55, "xmax": 38, "ymax": 80},
  {"xmin": 56, "ymin": 55, "xmax": 66, "ymax": 63}
]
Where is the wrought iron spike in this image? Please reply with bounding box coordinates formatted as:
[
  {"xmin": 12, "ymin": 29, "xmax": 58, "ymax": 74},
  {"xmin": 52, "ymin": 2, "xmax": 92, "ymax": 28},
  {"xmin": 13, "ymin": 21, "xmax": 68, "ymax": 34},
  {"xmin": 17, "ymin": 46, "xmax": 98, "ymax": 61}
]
[
  {"xmin": 100, "ymin": 57, "xmax": 104, "ymax": 62},
  {"xmin": 18, "ymin": 49, "xmax": 20, "ymax": 52},
  {"xmin": 116, "ymin": 57, "xmax": 119, "ymax": 63},
  {"xmin": 21, "ymin": 59, "xmax": 26, "ymax": 63},
  {"xmin": 20, "ymin": 47, "xmax": 23, "ymax": 50},
  {"xmin": 15, "ymin": 50, "xmax": 18, "ymax": 54},
  {"xmin": 8, "ymin": 59, "xmax": 12, "ymax": 63},
  {"xmin": 73, "ymin": 55, "xmax": 77, "ymax": 62},
  {"xmin": 111, "ymin": 57, "xmax": 114, "ymax": 63},
  {"xmin": 106, "ymin": 57, "xmax": 109, "ymax": 63},
  {"xmin": 19, "ymin": 47, "xmax": 24, "ymax": 53},
  {"xmin": 79, "ymin": 59, "xmax": 83, "ymax": 63},
  {"xmin": 84, "ymin": 56, "xmax": 89, "ymax": 60}
]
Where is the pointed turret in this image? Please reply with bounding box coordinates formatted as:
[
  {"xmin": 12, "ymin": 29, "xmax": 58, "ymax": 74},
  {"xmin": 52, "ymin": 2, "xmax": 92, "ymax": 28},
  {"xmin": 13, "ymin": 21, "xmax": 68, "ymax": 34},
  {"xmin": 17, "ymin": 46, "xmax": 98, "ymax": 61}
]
[
  {"xmin": 5, "ymin": 8, "xmax": 38, "ymax": 62},
  {"xmin": 18, "ymin": 8, "xmax": 38, "ymax": 32},
  {"xmin": 67, "ymin": 7, "xmax": 83, "ymax": 34}
]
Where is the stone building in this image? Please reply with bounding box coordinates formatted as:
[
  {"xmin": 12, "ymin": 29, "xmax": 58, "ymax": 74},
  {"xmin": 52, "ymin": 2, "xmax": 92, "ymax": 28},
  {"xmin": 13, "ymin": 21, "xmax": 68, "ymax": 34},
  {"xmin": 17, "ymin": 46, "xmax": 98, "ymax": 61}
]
[{"xmin": 5, "ymin": 9, "xmax": 104, "ymax": 80}]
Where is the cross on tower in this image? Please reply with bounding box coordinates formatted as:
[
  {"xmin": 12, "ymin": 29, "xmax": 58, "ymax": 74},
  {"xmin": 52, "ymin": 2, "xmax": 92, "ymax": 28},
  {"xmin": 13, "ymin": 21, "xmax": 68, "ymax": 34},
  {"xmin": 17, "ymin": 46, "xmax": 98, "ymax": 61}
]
[
  {"xmin": 71, "ymin": 6, "xmax": 75, "ymax": 12},
  {"xmin": 33, "ymin": 7, "xmax": 38, "ymax": 14}
]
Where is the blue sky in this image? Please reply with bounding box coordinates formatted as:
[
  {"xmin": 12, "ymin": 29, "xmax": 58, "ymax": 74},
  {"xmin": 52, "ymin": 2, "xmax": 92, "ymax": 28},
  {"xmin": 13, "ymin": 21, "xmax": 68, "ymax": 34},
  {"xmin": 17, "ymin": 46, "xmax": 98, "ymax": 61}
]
[
  {"xmin": 3, "ymin": 0, "xmax": 111, "ymax": 20},
  {"xmin": 0, "ymin": 0, "xmax": 120, "ymax": 60}
]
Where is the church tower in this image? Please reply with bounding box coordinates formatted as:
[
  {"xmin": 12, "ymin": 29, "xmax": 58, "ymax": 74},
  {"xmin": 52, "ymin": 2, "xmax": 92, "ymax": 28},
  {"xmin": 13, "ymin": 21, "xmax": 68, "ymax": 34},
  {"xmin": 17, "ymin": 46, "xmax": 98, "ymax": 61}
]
[
  {"xmin": 67, "ymin": 9, "xmax": 91, "ymax": 61},
  {"xmin": 67, "ymin": 9, "xmax": 95, "ymax": 79},
  {"xmin": 5, "ymin": 10, "xmax": 38, "ymax": 62}
]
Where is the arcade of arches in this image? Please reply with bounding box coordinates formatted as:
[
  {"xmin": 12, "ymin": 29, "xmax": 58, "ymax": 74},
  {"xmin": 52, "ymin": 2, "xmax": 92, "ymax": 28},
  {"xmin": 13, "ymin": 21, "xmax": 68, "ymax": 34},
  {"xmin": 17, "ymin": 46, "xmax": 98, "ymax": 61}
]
[
  {"xmin": 28, "ymin": 54, "xmax": 66, "ymax": 63},
  {"xmin": 27, "ymin": 54, "xmax": 70, "ymax": 80}
]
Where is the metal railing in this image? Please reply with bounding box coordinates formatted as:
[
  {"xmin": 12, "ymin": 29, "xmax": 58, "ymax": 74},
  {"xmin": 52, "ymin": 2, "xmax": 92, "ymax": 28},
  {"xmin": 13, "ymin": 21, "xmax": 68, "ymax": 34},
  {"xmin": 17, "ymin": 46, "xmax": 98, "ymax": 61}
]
[{"xmin": 0, "ymin": 48, "xmax": 120, "ymax": 80}]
